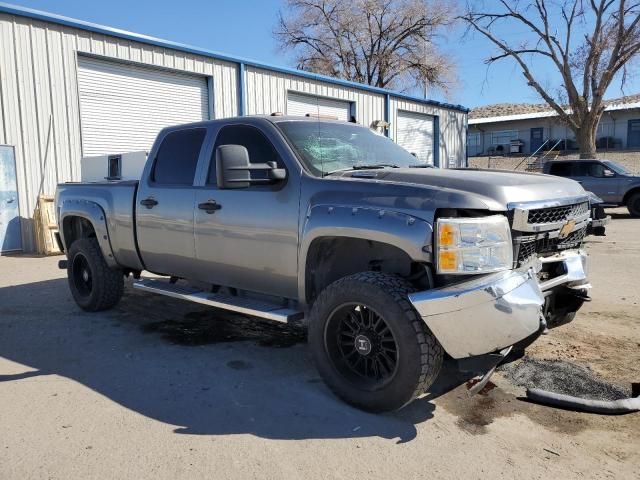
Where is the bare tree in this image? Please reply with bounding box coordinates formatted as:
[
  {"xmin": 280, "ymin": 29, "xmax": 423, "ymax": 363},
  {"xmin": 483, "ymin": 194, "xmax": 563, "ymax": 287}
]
[
  {"xmin": 462, "ymin": 1, "xmax": 640, "ymax": 158},
  {"xmin": 274, "ymin": 0, "xmax": 458, "ymax": 95}
]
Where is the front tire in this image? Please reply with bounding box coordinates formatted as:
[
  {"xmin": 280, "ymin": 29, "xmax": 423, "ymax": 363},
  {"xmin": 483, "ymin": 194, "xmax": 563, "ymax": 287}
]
[
  {"xmin": 627, "ymin": 192, "xmax": 640, "ymax": 217},
  {"xmin": 67, "ymin": 238, "xmax": 124, "ymax": 311},
  {"xmin": 308, "ymin": 272, "xmax": 443, "ymax": 412}
]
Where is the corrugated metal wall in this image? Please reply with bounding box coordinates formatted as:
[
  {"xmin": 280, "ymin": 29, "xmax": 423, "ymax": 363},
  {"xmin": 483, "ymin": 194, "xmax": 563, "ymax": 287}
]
[
  {"xmin": 245, "ymin": 66, "xmax": 385, "ymax": 128},
  {"xmin": 0, "ymin": 13, "xmax": 238, "ymax": 251},
  {"xmin": 390, "ymin": 98, "xmax": 467, "ymax": 168}
]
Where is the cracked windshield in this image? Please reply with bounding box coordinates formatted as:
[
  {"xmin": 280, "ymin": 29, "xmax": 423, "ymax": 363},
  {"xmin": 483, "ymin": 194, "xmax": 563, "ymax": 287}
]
[{"xmin": 277, "ymin": 121, "xmax": 429, "ymax": 176}]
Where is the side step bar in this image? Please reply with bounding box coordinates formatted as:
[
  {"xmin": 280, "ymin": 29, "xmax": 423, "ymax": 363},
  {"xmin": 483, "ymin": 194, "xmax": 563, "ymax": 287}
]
[{"xmin": 133, "ymin": 278, "xmax": 304, "ymax": 323}]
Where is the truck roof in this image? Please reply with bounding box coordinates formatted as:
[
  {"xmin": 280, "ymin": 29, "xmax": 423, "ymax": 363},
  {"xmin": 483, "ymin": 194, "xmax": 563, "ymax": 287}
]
[
  {"xmin": 546, "ymin": 159, "xmax": 612, "ymax": 162},
  {"xmin": 158, "ymin": 115, "xmax": 358, "ymax": 133}
]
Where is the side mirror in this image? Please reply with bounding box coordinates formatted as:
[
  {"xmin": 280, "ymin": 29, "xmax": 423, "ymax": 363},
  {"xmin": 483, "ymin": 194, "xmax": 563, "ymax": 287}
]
[
  {"xmin": 603, "ymin": 169, "xmax": 615, "ymax": 177},
  {"xmin": 216, "ymin": 144, "xmax": 251, "ymax": 189},
  {"xmin": 216, "ymin": 145, "xmax": 287, "ymax": 189}
]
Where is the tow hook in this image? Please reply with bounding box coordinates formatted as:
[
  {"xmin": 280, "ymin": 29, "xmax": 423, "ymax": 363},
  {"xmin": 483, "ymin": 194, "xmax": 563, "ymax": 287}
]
[{"xmin": 571, "ymin": 290, "xmax": 592, "ymax": 302}]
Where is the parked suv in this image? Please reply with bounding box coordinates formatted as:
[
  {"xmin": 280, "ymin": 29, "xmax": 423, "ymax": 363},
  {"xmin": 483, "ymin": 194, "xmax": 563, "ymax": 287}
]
[
  {"xmin": 543, "ymin": 159, "xmax": 640, "ymax": 216},
  {"xmin": 56, "ymin": 116, "xmax": 592, "ymax": 412}
]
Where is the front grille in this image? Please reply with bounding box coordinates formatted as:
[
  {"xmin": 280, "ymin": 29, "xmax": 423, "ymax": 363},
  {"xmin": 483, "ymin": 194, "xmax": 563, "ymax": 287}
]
[
  {"xmin": 516, "ymin": 239, "xmax": 538, "ymax": 265},
  {"xmin": 515, "ymin": 225, "xmax": 587, "ymax": 266},
  {"xmin": 526, "ymin": 202, "xmax": 589, "ymax": 225}
]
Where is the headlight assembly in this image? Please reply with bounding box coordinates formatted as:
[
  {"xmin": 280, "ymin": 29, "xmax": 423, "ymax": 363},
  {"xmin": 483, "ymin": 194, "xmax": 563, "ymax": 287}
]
[{"xmin": 436, "ymin": 215, "xmax": 513, "ymax": 274}]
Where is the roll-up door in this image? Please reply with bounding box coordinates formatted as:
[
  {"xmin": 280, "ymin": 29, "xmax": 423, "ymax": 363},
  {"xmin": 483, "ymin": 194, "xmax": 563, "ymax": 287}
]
[
  {"xmin": 396, "ymin": 111, "xmax": 434, "ymax": 164},
  {"xmin": 77, "ymin": 56, "xmax": 209, "ymax": 157},
  {"xmin": 287, "ymin": 92, "xmax": 351, "ymax": 121}
]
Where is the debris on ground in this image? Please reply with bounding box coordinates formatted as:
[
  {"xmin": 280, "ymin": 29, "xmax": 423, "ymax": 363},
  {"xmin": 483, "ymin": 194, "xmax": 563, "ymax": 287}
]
[{"xmin": 499, "ymin": 356, "xmax": 630, "ymax": 401}]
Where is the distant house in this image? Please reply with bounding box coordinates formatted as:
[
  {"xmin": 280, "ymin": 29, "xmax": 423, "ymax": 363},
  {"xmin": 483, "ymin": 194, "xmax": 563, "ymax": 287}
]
[{"xmin": 467, "ymin": 94, "xmax": 640, "ymax": 157}]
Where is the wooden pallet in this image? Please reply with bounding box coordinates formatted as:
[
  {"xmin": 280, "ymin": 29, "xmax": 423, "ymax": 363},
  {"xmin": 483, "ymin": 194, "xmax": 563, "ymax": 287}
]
[{"xmin": 34, "ymin": 195, "xmax": 61, "ymax": 255}]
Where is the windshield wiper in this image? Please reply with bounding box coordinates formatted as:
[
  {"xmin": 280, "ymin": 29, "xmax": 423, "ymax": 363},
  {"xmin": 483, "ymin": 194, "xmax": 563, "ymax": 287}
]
[
  {"xmin": 324, "ymin": 164, "xmax": 400, "ymax": 176},
  {"xmin": 408, "ymin": 164, "xmax": 434, "ymax": 168}
]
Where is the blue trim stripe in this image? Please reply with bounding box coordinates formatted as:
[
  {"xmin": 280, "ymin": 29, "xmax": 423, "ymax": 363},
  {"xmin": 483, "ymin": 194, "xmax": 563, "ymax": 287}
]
[
  {"xmin": 433, "ymin": 116, "xmax": 440, "ymax": 167},
  {"xmin": 0, "ymin": 2, "xmax": 468, "ymax": 113},
  {"xmin": 238, "ymin": 62, "xmax": 246, "ymax": 116},
  {"xmin": 384, "ymin": 94, "xmax": 390, "ymax": 137}
]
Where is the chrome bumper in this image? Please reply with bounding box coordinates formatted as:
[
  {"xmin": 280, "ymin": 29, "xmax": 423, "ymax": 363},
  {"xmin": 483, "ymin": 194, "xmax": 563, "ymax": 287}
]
[
  {"xmin": 538, "ymin": 249, "xmax": 589, "ymax": 291},
  {"xmin": 408, "ymin": 250, "xmax": 588, "ymax": 359},
  {"xmin": 590, "ymin": 215, "xmax": 610, "ymax": 229}
]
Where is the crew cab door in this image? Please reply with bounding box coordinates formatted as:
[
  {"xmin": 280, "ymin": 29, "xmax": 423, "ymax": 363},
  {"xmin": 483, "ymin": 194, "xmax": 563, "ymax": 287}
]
[
  {"xmin": 193, "ymin": 123, "xmax": 300, "ymax": 298},
  {"xmin": 136, "ymin": 127, "xmax": 209, "ymax": 276}
]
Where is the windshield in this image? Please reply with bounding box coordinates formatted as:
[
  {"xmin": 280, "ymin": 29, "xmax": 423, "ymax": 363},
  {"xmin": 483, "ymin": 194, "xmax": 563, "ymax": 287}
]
[
  {"xmin": 276, "ymin": 121, "xmax": 427, "ymax": 176},
  {"xmin": 603, "ymin": 160, "xmax": 631, "ymax": 175}
]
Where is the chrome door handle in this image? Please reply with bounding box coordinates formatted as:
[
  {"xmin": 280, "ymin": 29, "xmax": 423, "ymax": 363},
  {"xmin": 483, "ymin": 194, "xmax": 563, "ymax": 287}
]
[
  {"xmin": 198, "ymin": 200, "xmax": 221, "ymax": 214},
  {"xmin": 140, "ymin": 197, "xmax": 158, "ymax": 208}
]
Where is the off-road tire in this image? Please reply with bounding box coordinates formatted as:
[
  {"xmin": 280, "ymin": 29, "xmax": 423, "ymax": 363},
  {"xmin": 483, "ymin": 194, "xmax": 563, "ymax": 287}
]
[
  {"xmin": 627, "ymin": 192, "xmax": 640, "ymax": 217},
  {"xmin": 67, "ymin": 238, "xmax": 124, "ymax": 311},
  {"xmin": 308, "ymin": 272, "xmax": 443, "ymax": 412}
]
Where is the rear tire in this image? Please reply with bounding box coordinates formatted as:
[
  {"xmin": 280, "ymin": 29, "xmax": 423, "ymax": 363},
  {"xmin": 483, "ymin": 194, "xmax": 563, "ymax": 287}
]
[
  {"xmin": 627, "ymin": 192, "xmax": 640, "ymax": 217},
  {"xmin": 67, "ymin": 238, "xmax": 124, "ymax": 311},
  {"xmin": 308, "ymin": 272, "xmax": 443, "ymax": 412}
]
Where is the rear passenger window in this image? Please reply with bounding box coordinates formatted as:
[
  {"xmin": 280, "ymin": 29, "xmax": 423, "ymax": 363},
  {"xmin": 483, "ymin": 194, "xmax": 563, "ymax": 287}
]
[
  {"xmin": 208, "ymin": 125, "xmax": 282, "ymax": 184},
  {"xmin": 549, "ymin": 162, "xmax": 573, "ymax": 177},
  {"xmin": 152, "ymin": 128, "xmax": 206, "ymax": 185}
]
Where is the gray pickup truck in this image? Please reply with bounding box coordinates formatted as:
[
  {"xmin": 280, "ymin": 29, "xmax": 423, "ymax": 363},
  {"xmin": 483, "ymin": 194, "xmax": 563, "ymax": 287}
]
[
  {"xmin": 56, "ymin": 116, "xmax": 592, "ymax": 412},
  {"xmin": 543, "ymin": 159, "xmax": 640, "ymax": 217}
]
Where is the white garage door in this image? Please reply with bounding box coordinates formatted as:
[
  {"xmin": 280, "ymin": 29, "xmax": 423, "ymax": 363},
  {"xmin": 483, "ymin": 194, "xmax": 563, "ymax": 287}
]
[
  {"xmin": 396, "ymin": 111, "xmax": 434, "ymax": 164},
  {"xmin": 287, "ymin": 92, "xmax": 351, "ymax": 121},
  {"xmin": 77, "ymin": 56, "xmax": 210, "ymax": 157}
]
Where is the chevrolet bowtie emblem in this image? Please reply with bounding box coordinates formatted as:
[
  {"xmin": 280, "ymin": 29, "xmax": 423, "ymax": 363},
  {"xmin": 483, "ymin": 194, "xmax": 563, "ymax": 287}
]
[{"xmin": 558, "ymin": 219, "xmax": 576, "ymax": 239}]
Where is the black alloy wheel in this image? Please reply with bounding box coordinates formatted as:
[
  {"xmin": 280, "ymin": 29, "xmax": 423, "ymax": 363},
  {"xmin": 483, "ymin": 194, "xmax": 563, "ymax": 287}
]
[
  {"xmin": 308, "ymin": 272, "xmax": 444, "ymax": 412},
  {"xmin": 325, "ymin": 303, "xmax": 398, "ymax": 389},
  {"xmin": 71, "ymin": 252, "xmax": 93, "ymax": 298},
  {"xmin": 67, "ymin": 238, "xmax": 124, "ymax": 311}
]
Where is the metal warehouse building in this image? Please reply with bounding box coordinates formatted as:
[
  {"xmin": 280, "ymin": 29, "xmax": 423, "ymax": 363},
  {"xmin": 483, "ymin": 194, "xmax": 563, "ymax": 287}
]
[{"xmin": 0, "ymin": 3, "xmax": 468, "ymax": 253}]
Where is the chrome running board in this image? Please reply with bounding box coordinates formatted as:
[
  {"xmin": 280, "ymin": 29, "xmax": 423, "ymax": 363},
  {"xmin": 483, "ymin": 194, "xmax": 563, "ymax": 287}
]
[{"xmin": 133, "ymin": 278, "xmax": 304, "ymax": 323}]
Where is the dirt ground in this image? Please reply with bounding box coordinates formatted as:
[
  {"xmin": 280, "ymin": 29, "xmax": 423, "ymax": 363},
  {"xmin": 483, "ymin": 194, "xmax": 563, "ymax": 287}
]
[{"xmin": 0, "ymin": 207, "xmax": 638, "ymax": 480}]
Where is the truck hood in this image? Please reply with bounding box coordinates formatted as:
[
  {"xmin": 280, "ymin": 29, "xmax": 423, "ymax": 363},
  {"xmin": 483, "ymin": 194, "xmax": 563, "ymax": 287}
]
[{"xmin": 342, "ymin": 167, "xmax": 588, "ymax": 209}]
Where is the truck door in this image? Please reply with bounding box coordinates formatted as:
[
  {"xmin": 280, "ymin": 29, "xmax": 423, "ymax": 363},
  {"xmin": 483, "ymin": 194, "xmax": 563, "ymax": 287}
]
[
  {"xmin": 573, "ymin": 161, "xmax": 617, "ymax": 203},
  {"xmin": 193, "ymin": 123, "xmax": 300, "ymax": 299},
  {"xmin": 136, "ymin": 127, "xmax": 208, "ymax": 276}
]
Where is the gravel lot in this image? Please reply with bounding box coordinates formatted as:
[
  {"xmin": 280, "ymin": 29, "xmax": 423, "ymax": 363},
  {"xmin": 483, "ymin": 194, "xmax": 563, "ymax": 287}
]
[{"xmin": 1, "ymin": 208, "xmax": 638, "ymax": 480}]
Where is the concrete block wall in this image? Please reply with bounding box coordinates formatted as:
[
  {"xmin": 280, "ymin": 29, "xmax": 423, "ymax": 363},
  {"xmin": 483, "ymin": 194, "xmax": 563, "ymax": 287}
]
[{"xmin": 469, "ymin": 150, "xmax": 640, "ymax": 175}]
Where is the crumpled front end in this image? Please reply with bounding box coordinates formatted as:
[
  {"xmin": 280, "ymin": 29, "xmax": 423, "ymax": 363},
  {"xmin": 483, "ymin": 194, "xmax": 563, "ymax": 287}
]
[
  {"xmin": 409, "ymin": 270, "xmax": 544, "ymax": 359},
  {"xmin": 408, "ymin": 249, "xmax": 588, "ymax": 359}
]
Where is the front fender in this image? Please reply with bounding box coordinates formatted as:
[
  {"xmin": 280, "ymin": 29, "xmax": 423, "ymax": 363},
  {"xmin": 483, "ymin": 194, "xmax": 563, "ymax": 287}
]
[
  {"xmin": 298, "ymin": 204, "xmax": 433, "ymax": 303},
  {"xmin": 58, "ymin": 199, "xmax": 118, "ymax": 268}
]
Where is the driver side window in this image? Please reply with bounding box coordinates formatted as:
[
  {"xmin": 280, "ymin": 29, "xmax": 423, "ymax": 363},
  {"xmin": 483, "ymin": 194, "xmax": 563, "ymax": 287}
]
[
  {"xmin": 207, "ymin": 125, "xmax": 282, "ymax": 184},
  {"xmin": 589, "ymin": 163, "xmax": 606, "ymax": 178}
]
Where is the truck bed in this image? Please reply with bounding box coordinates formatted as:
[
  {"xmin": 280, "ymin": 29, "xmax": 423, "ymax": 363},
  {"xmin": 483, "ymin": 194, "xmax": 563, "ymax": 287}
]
[{"xmin": 56, "ymin": 180, "xmax": 142, "ymax": 270}]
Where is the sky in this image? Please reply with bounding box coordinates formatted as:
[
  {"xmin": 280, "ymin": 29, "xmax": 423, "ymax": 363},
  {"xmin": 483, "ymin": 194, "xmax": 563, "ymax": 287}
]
[{"xmin": 8, "ymin": 0, "xmax": 640, "ymax": 109}]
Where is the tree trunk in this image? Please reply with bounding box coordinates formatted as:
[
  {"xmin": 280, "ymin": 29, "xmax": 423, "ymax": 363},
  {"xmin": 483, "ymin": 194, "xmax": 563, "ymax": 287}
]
[{"xmin": 575, "ymin": 124, "xmax": 597, "ymax": 159}]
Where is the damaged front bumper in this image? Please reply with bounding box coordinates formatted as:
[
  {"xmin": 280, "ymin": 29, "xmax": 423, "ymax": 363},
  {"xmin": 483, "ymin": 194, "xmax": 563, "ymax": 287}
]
[{"xmin": 408, "ymin": 250, "xmax": 588, "ymax": 359}]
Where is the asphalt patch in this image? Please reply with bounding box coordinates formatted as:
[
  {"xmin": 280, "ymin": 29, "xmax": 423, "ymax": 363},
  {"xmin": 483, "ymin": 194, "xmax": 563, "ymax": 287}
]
[
  {"xmin": 499, "ymin": 356, "xmax": 630, "ymax": 401},
  {"xmin": 142, "ymin": 310, "xmax": 306, "ymax": 348}
]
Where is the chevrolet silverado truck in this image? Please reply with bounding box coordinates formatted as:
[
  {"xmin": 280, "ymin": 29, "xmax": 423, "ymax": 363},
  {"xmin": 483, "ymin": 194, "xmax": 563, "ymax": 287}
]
[
  {"xmin": 543, "ymin": 158, "xmax": 640, "ymax": 217},
  {"xmin": 55, "ymin": 116, "xmax": 591, "ymax": 412}
]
